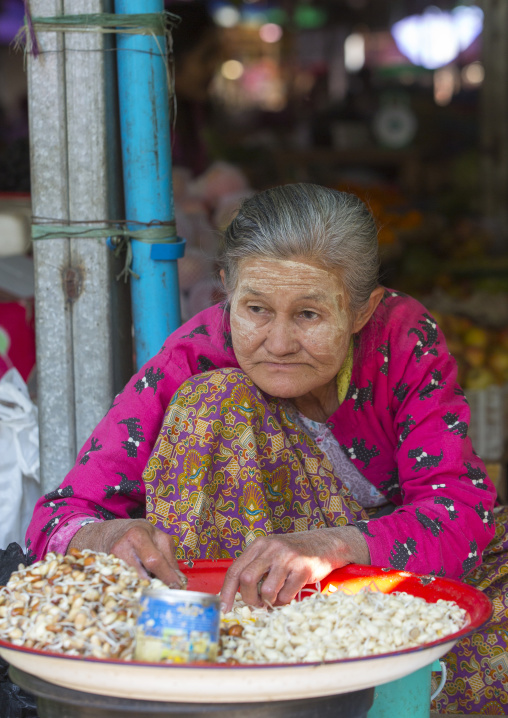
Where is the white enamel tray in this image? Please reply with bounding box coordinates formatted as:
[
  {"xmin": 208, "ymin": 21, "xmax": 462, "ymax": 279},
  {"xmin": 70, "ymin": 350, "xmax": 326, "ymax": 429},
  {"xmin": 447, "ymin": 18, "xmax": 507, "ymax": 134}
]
[{"xmin": 0, "ymin": 563, "xmax": 491, "ymax": 703}]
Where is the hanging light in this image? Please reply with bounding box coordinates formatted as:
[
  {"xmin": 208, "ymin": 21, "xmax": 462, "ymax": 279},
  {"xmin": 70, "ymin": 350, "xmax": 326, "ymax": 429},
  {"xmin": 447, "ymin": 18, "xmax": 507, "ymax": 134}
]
[
  {"xmin": 213, "ymin": 5, "xmax": 241, "ymax": 28},
  {"xmin": 462, "ymin": 61, "xmax": 484, "ymax": 87},
  {"xmin": 434, "ymin": 66, "xmax": 460, "ymax": 106},
  {"xmin": 221, "ymin": 60, "xmax": 245, "ymax": 81},
  {"xmin": 344, "ymin": 33, "xmax": 365, "ymax": 73},
  {"xmin": 391, "ymin": 5, "xmax": 483, "ymax": 70},
  {"xmin": 259, "ymin": 23, "xmax": 283, "ymax": 43},
  {"xmin": 294, "ymin": 4, "xmax": 328, "ymax": 30}
]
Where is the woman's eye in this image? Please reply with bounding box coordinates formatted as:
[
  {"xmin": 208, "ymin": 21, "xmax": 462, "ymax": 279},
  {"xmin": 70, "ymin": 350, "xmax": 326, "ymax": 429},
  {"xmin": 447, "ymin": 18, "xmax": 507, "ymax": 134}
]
[
  {"xmin": 248, "ymin": 305, "xmax": 265, "ymax": 314},
  {"xmin": 300, "ymin": 310, "xmax": 318, "ymax": 320}
]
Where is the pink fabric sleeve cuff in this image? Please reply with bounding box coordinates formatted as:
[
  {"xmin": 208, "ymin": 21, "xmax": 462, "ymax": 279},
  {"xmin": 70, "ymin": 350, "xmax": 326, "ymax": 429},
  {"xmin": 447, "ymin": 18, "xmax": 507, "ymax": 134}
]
[
  {"xmin": 45, "ymin": 515, "xmax": 104, "ymax": 557},
  {"xmin": 362, "ymin": 529, "xmax": 391, "ymax": 569}
]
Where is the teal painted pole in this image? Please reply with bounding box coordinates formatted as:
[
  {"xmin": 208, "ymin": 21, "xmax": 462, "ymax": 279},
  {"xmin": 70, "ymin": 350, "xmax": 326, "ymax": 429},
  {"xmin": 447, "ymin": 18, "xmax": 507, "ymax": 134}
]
[{"xmin": 115, "ymin": 0, "xmax": 182, "ymax": 369}]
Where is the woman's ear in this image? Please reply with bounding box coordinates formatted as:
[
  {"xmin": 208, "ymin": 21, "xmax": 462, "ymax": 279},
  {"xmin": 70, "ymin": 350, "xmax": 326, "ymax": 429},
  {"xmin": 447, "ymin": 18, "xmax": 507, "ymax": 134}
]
[
  {"xmin": 352, "ymin": 286, "xmax": 384, "ymax": 333},
  {"xmin": 219, "ymin": 269, "xmax": 226, "ymax": 287}
]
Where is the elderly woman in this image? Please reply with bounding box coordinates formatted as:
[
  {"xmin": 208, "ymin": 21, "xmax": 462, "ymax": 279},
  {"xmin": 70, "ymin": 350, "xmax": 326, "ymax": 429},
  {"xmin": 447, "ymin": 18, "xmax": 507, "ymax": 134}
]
[{"xmin": 27, "ymin": 184, "xmax": 506, "ymax": 712}]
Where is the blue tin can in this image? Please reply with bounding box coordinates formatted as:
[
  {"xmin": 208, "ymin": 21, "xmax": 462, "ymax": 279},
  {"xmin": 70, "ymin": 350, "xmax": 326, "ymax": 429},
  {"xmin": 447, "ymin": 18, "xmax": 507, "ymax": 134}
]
[{"xmin": 134, "ymin": 588, "xmax": 221, "ymax": 663}]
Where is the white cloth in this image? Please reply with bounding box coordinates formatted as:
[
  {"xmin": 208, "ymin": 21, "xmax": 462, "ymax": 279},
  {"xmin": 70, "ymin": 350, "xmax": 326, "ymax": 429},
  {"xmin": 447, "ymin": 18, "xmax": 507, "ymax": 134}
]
[
  {"xmin": 287, "ymin": 404, "xmax": 388, "ymax": 508},
  {"xmin": 0, "ymin": 368, "xmax": 41, "ymax": 549}
]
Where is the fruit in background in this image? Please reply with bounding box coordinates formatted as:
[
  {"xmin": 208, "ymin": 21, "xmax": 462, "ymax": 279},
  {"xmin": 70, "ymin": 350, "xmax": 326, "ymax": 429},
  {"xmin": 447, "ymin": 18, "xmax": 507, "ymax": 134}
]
[
  {"xmin": 448, "ymin": 315, "xmax": 473, "ymax": 335},
  {"xmin": 498, "ymin": 329, "xmax": 508, "ymax": 352},
  {"xmin": 377, "ymin": 226, "xmax": 397, "ymax": 245},
  {"xmin": 463, "ymin": 345, "xmax": 487, "ymax": 369},
  {"xmin": 432, "ymin": 310, "xmax": 508, "ymax": 389},
  {"xmin": 464, "ymin": 367, "xmax": 497, "ymax": 391},
  {"xmin": 430, "ymin": 309, "xmax": 443, "ymax": 326},
  {"xmin": 335, "ymin": 182, "xmax": 422, "ymax": 246},
  {"xmin": 463, "ymin": 326, "xmax": 489, "ymax": 349},
  {"xmin": 445, "ymin": 337, "xmax": 463, "ymax": 357},
  {"xmin": 488, "ymin": 348, "xmax": 508, "ymax": 383}
]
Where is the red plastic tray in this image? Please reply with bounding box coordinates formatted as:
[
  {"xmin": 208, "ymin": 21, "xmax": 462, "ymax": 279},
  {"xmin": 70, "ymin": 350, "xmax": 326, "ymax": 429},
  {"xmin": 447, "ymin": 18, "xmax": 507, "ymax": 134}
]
[{"xmin": 178, "ymin": 560, "xmax": 492, "ymax": 637}]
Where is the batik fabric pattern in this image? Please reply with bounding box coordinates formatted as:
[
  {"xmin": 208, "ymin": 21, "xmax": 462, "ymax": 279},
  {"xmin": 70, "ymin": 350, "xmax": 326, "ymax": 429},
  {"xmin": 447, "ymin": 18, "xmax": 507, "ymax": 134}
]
[
  {"xmin": 143, "ymin": 368, "xmax": 368, "ymax": 558},
  {"xmin": 432, "ymin": 505, "xmax": 508, "ymax": 715}
]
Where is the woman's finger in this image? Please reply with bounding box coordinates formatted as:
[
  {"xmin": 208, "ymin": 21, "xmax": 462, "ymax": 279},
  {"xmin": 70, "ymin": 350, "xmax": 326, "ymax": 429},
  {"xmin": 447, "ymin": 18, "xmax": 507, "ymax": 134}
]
[
  {"xmin": 230, "ymin": 550, "xmax": 289, "ymax": 608},
  {"xmin": 112, "ymin": 526, "xmax": 183, "ymax": 588},
  {"xmin": 258, "ymin": 569, "xmax": 290, "ymax": 606},
  {"xmin": 220, "ymin": 547, "xmax": 265, "ymax": 611},
  {"xmin": 132, "ymin": 531, "xmax": 184, "ymax": 588},
  {"xmin": 152, "ymin": 530, "xmax": 188, "ymax": 588},
  {"xmin": 112, "ymin": 540, "xmax": 150, "ymax": 579},
  {"xmin": 273, "ymin": 569, "xmax": 310, "ymax": 605}
]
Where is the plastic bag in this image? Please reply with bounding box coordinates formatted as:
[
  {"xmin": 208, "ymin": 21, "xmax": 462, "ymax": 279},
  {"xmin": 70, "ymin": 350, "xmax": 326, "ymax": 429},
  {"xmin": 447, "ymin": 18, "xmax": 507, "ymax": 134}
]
[
  {"xmin": 0, "ymin": 369, "xmax": 40, "ymax": 549},
  {"xmin": 0, "ymin": 657, "xmax": 39, "ymax": 718}
]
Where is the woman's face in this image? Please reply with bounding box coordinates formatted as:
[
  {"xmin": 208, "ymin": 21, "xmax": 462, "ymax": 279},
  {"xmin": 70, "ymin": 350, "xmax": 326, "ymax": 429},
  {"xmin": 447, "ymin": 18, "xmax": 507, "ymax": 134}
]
[{"xmin": 229, "ymin": 258, "xmax": 356, "ymax": 401}]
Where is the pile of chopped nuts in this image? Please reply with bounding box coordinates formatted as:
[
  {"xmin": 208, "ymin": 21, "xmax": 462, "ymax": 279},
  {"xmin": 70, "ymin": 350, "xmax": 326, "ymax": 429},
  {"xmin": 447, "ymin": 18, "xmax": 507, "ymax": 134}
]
[
  {"xmin": 219, "ymin": 589, "xmax": 467, "ymax": 664},
  {"xmin": 0, "ymin": 549, "xmax": 163, "ymax": 660}
]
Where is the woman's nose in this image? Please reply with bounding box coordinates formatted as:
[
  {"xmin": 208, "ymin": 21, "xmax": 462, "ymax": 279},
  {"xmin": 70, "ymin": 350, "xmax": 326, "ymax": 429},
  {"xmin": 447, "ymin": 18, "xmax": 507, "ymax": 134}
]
[{"xmin": 264, "ymin": 319, "xmax": 299, "ymax": 356}]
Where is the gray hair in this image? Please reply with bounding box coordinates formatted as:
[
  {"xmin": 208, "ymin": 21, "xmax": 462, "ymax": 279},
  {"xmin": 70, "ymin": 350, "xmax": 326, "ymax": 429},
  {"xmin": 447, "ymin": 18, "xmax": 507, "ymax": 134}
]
[{"xmin": 218, "ymin": 183, "xmax": 380, "ymax": 317}]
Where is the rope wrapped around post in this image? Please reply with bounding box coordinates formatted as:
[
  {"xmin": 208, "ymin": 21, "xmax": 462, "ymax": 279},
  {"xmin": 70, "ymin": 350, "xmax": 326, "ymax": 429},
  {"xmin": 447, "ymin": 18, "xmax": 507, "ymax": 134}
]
[{"xmin": 31, "ymin": 219, "xmax": 184, "ymax": 281}]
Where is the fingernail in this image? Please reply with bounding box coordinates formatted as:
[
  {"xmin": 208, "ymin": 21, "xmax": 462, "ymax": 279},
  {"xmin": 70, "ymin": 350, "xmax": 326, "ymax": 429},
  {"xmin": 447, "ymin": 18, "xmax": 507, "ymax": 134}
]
[
  {"xmin": 177, "ymin": 570, "xmax": 188, "ymax": 589},
  {"xmin": 220, "ymin": 602, "xmax": 227, "ymax": 614}
]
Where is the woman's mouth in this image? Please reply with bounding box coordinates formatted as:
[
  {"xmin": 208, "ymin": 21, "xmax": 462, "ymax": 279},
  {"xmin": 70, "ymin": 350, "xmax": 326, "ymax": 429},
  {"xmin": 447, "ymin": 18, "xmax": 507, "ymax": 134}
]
[{"xmin": 263, "ymin": 362, "xmax": 303, "ymax": 370}]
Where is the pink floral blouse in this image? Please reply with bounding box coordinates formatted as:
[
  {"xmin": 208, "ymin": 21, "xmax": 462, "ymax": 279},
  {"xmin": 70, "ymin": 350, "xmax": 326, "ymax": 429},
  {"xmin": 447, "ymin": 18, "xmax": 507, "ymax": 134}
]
[{"xmin": 26, "ymin": 289, "xmax": 496, "ymax": 578}]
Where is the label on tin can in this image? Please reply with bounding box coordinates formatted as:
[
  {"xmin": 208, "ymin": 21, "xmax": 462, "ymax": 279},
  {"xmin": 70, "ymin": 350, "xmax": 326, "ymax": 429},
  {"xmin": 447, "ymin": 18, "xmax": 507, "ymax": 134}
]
[{"xmin": 134, "ymin": 588, "xmax": 220, "ymax": 663}]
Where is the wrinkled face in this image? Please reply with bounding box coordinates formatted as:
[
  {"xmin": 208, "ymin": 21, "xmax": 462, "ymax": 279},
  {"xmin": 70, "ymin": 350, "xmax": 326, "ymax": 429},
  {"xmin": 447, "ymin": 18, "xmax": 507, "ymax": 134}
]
[{"xmin": 229, "ymin": 258, "xmax": 355, "ymax": 400}]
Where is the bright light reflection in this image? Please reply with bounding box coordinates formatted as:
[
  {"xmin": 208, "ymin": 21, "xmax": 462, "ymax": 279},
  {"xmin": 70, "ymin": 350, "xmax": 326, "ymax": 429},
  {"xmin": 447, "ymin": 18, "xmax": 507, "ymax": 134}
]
[
  {"xmin": 344, "ymin": 33, "xmax": 365, "ymax": 72},
  {"xmin": 213, "ymin": 5, "xmax": 240, "ymax": 28},
  {"xmin": 259, "ymin": 23, "xmax": 283, "ymax": 43},
  {"xmin": 462, "ymin": 61, "xmax": 484, "ymax": 86},
  {"xmin": 221, "ymin": 59, "xmax": 244, "ymax": 81},
  {"xmin": 392, "ymin": 5, "xmax": 483, "ymax": 70},
  {"xmin": 434, "ymin": 66, "xmax": 459, "ymax": 106},
  {"xmin": 323, "ymin": 575, "xmax": 407, "ymax": 595}
]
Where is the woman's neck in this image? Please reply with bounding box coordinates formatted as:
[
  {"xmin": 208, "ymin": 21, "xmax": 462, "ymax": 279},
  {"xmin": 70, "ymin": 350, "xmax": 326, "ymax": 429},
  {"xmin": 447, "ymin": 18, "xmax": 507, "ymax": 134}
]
[{"xmin": 291, "ymin": 380, "xmax": 340, "ymax": 423}]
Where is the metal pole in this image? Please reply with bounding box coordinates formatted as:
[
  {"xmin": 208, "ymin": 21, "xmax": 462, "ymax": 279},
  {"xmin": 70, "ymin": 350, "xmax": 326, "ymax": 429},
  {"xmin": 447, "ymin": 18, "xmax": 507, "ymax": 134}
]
[
  {"xmin": 28, "ymin": 0, "xmax": 74, "ymax": 493},
  {"xmin": 115, "ymin": 0, "xmax": 181, "ymax": 369},
  {"xmin": 27, "ymin": 0, "xmax": 129, "ymax": 492}
]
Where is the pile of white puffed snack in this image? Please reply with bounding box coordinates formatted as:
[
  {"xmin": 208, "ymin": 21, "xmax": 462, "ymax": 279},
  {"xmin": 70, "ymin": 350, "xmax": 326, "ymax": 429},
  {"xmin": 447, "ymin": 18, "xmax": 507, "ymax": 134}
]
[
  {"xmin": 0, "ymin": 550, "xmax": 467, "ymax": 663},
  {"xmin": 219, "ymin": 587, "xmax": 467, "ymax": 664}
]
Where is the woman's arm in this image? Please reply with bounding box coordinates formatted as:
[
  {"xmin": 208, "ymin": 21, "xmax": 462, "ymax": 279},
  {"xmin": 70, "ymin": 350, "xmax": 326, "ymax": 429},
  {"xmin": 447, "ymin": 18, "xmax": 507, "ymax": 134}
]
[
  {"xmin": 358, "ymin": 301, "xmax": 496, "ymax": 578},
  {"xmin": 25, "ymin": 347, "xmax": 191, "ymax": 566},
  {"xmin": 220, "ymin": 525, "xmax": 370, "ymax": 611},
  {"xmin": 26, "ymin": 303, "xmax": 238, "ymax": 580}
]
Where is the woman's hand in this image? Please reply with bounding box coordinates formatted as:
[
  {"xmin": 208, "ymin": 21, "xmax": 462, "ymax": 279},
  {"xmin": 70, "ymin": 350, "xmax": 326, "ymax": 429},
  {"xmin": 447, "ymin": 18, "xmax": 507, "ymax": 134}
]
[
  {"xmin": 68, "ymin": 519, "xmax": 186, "ymax": 588},
  {"xmin": 220, "ymin": 526, "xmax": 370, "ymax": 612}
]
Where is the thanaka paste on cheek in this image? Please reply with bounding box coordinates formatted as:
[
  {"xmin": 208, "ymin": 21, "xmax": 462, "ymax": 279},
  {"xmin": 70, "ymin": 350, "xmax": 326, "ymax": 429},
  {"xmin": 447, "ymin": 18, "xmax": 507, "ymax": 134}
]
[{"xmin": 230, "ymin": 304, "xmax": 257, "ymax": 347}]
